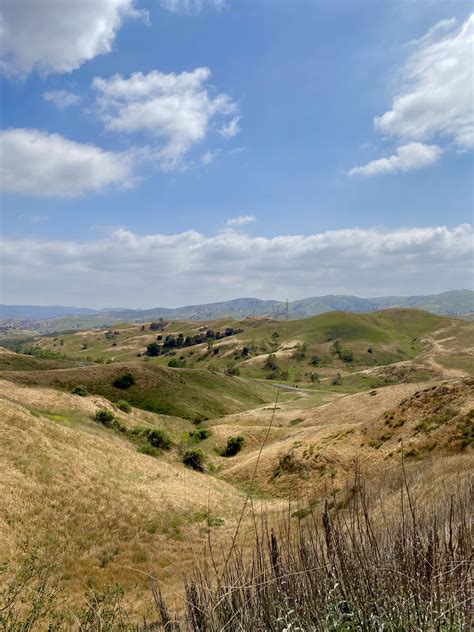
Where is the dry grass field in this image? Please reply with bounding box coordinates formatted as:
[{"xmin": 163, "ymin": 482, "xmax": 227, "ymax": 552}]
[{"xmin": 0, "ymin": 309, "xmax": 472, "ymax": 627}]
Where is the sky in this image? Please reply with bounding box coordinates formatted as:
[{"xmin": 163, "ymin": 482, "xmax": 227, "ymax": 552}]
[{"xmin": 0, "ymin": 0, "xmax": 473, "ymax": 308}]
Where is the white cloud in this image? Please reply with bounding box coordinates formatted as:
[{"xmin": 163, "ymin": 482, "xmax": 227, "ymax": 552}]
[
  {"xmin": 219, "ymin": 115, "xmax": 240, "ymax": 138},
  {"xmin": 42, "ymin": 90, "xmax": 80, "ymax": 110},
  {"xmin": 349, "ymin": 142, "xmax": 442, "ymax": 177},
  {"xmin": 225, "ymin": 215, "xmax": 256, "ymax": 227},
  {"xmin": 349, "ymin": 14, "xmax": 473, "ymax": 177},
  {"xmin": 0, "ymin": 0, "xmax": 144, "ymax": 77},
  {"xmin": 0, "ymin": 128, "xmax": 135, "ymax": 198},
  {"xmin": 92, "ymin": 68, "xmax": 239, "ymax": 169},
  {"xmin": 1, "ymin": 224, "xmax": 471, "ymax": 307},
  {"xmin": 375, "ymin": 14, "xmax": 474, "ymax": 149},
  {"xmin": 161, "ymin": 0, "xmax": 225, "ymax": 14},
  {"xmin": 202, "ymin": 149, "xmax": 220, "ymax": 165}
]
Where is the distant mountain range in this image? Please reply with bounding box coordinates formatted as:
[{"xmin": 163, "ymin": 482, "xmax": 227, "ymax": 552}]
[{"xmin": 1, "ymin": 290, "xmax": 473, "ymax": 331}]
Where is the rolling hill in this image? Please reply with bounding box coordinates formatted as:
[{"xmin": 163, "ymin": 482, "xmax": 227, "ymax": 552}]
[
  {"xmin": 1, "ymin": 307, "xmax": 472, "ymax": 626},
  {"xmin": 1, "ymin": 289, "xmax": 472, "ymax": 332}
]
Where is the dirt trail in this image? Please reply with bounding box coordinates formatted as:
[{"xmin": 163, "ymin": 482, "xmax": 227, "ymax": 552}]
[{"xmin": 419, "ymin": 326, "xmax": 471, "ymax": 378}]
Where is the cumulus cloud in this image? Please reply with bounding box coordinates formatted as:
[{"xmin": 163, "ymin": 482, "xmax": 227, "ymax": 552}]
[
  {"xmin": 349, "ymin": 143, "xmax": 442, "ymax": 177},
  {"xmin": 0, "ymin": 128, "xmax": 135, "ymax": 197},
  {"xmin": 375, "ymin": 14, "xmax": 474, "ymax": 149},
  {"xmin": 161, "ymin": 0, "xmax": 225, "ymax": 14},
  {"xmin": 1, "ymin": 224, "xmax": 471, "ymax": 307},
  {"xmin": 42, "ymin": 90, "xmax": 80, "ymax": 110},
  {"xmin": 350, "ymin": 14, "xmax": 473, "ymax": 176},
  {"xmin": 92, "ymin": 68, "xmax": 239, "ymax": 169},
  {"xmin": 225, "ymin": 215, "xmax": 256, "ymax": 227},
  {"xmin": 0, "ymin": 0, "xmax": 144, "ymax": 77}
]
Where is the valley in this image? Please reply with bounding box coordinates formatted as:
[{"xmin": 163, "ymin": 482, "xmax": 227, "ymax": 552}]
[{"xmin": 0, "ymin": 308, "xmax": 472, "ymax": 627}]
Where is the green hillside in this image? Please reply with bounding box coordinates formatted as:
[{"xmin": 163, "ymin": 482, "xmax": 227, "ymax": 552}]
[
  {"xmin": 17, "ymin": 308, "xmax": 464, "ymax": 388},
  {"xmin": 0, "ymin": 361, "xmax": 281, "ymax": 420}
]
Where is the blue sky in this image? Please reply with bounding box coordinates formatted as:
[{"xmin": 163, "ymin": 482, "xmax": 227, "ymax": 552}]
[{"xmin": 0, "ymin": 0, "xmax": 473, "ymax": 307}]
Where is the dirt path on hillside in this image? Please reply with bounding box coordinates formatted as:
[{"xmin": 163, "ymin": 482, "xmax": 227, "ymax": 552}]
[{"xmin": 419, "ymin": 326, "xmax": 471, "ymax": 378}]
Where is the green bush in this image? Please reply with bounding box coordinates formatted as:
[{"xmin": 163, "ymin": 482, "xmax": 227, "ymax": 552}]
[
  {"xmin": 136, "ymin": 427, "xmax": 171, "ymax": 450},
  {"xmin": 225, "ymin": 362, "xmax": 240, "ymax": 376},
  {"xmin": 116, "ymin": 400, "xmax": 131, "ymax": 413},
  {"xmin": 113, "ymin": 372, "xmax": 135, "ymax": 389},
  {"xmin": 341, "ymin": 349, "xmax": 354, "ymax": 363},
  {"xmin": 71, "ymin": 385, "xmax": 88, "ymax": 397},
  {"xmin": 94, "ymin": 409, "xmax": 117, "ymax": 428},
  {"xmin": 188, "ymin": 428, "xmax": 211, "ymax": 443},
  {"xmin": 331, "ymin": 373, "xmax": 342, "ymax": 386},
  {"xmin": 264, "ymin": 353, "xmax": 279, "ymax": 371},
  {"xmin": 146, "ymin": 342, "xmax": 161, "ymax": 356},
  {"xmin": 137, "ymin": 443, "xmax": 159, "ymax": 457},
  {"xmin": 182, "ymin": 448, "xmax": 205, "ymax": 471},
  {"xmin": 168, "ymin": 357, "xmax": 186, "ymax": 368},
  {"xmin": 220, "ymin": 435, "xmax": 244, "ymax": 457}
]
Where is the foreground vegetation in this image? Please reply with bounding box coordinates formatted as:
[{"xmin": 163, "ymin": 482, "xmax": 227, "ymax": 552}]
[{"xmin": 1, "ymin": 467, "xmax": 471, "ymax": 630}]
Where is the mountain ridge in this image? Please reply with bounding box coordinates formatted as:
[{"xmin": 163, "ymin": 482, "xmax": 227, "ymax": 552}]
[{"xmin": 1, "ymin": 290, "xmax": 472, "ymax": 329}]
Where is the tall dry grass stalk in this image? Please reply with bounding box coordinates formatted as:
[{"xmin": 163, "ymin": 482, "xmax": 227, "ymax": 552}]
[
  {"xmin": 147, "ymin": 465, "xmax": 472, "ymax": 632},
  {"xmin": 1, "ymin": 467, "xmax": 471, "ymax": 630}
]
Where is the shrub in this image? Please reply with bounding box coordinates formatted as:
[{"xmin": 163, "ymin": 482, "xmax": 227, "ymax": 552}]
[
  {"xmin": 311, "ymin": 354, "xmax": 321, "ymax": 366},
  {"xmin": 137, "ymin": 427, "xmax": 172, "ymax": 450},
  {"xmin": 264, "ymin": 353, "xmax": 279, "ymax": 371},
  {"xmin": 71, "ymin": 385, "xmax": 88, "ymax": 397},
  {"xmin": 168, "ymin": 357, "xmax": 186, "ymax": 368},
  {"xmin": 116, "ymin": 400, "xmax": 131, "ymax": 413},
  {"xmin": 220, "ymin": 435, "xmax": 244, "ymax": 457},
  {"xmin": 182, "ymin": 448, "xmax": 205, "ymax": 471},
  {"xmin": 331, "ymin": 373, "xmax": 342, "ymax": 386},
  {"xmin": 225, "ymin": 362, "xmax": 240, "ymax": 376},
  {"xmin": 341, "ymin": 349, "xmax": 354, "ymax": 363},
  {"xmin": 188, "ymin": 428, "xmax": 211, "ymax": 443},
  {"xmin": 137, "ymin": 443, "xmax": 159, "ymax": 457},
  {"xmin": 146, "ymin": 342, "xmax": 161, "ymax": 357},
  {"xmin": 292, "ymin": 343, "xmax": 307, "ymax": 361},
  {"xmin": 94, "ymin": 408, "xmax": 117, "ymax": 428},
  {"xmin": 113, "ymin": 372, "xmax": 135, "ymax": 389}
]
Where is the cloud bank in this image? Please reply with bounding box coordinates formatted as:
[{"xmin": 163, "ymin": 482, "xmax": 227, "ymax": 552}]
[{"xmin": 1, "ymin": 224, "xmax": 471, "ymax": 307}]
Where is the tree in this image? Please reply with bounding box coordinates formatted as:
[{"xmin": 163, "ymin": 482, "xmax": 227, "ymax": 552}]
[
  {"xmin": 146, "ymin": 342, "xmax": 161, "ymax": 357},
  {"xmin": 220, "ymin": 435, "xmax": 244, "ymax": 457},
  {"xmin": 341, "ymin": 349, "xmax": 353, "ymax": 363},
  {"xmin": 113, "ymin": 372, "xmax": 135, "ymax": 389}
]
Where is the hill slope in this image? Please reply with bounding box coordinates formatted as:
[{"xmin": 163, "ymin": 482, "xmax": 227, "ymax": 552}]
[
  {"xmin": 0, "ymin": 361, "xmax": 281, "ymax": 419},
  {"xmin": 2, "ymin": 290, "xmax": 472, "ymax": 331}
]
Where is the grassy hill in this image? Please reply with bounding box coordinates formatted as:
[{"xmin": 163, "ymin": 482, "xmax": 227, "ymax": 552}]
[
  {"xmin": 1, "ymin": 308, "xmax": 472, "ymax": 626},
  {"xmin": 1, "ymin": 368, "xmax": 472, "ymax": 624},
  {"xmin": 0, "ymin": 361, "xmax": 281, "ymax": 420},
  {"xmin": 18, "ymin": 309, "xmax": 474, "ymax": 389}
]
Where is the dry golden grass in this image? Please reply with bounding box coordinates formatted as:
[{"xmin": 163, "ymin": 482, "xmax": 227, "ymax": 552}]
[
  {"xmin": 213, "ymin": 377, "xmax": 473, "ymax": 498},
  {"xmin": 0, "ymin": 335, "xmax": 472, "ymax": 623},
  {"xmin": 0, "ymin": 380, "xmax": 278, "ymax": 616}
]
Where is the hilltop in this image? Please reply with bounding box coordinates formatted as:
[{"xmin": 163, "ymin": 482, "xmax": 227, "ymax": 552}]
[
  {"xmin": 12, "ymin": 308, "xmax": 473, "ymax": 388},
  {"xmin": 1, "ymin": 289, "xmax": 472, "ymax": 332}
]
